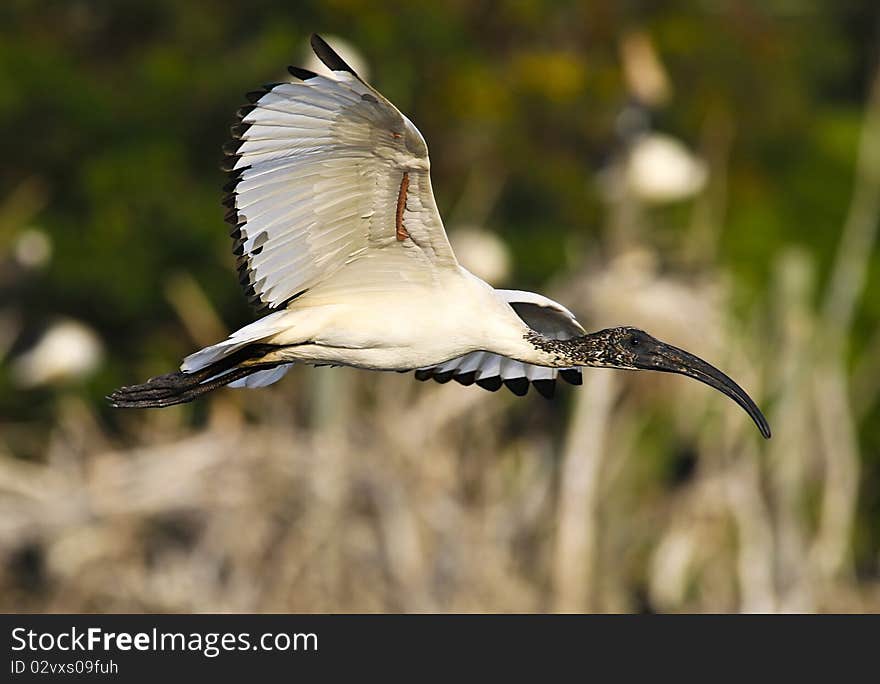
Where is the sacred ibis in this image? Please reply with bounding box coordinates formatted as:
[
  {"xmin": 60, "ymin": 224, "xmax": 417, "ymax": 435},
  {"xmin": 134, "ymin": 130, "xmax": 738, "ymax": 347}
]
[{"xmin": 108, "ymin": 34, "xmax": 771, "ymax": 439}]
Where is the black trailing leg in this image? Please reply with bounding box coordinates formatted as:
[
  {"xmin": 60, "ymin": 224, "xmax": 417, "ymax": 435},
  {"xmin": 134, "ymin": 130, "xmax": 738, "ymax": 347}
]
[{"xmin": 107, "ymin": 344, "xmax": 278, "ymax": 409}]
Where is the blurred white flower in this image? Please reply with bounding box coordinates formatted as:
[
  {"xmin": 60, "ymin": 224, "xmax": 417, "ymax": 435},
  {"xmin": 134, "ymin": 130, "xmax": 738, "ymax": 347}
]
[
  {"xmin": 14, "ymin": 228, "xmax": 52, "ymax": 269},
  {"xmin": 11, "ymin": 319, "xmax": 104, "ymax": 388},
  {"xmin": 302, "ymin": 35, "xmax": 370, "ymax": 80},
  {"xmin": 448, "ymin": 225, "xmax": 511, "ymax": 285},
  {"xmin": 625, "ymin": 133, "xmax": 708, "ymax": 204}
]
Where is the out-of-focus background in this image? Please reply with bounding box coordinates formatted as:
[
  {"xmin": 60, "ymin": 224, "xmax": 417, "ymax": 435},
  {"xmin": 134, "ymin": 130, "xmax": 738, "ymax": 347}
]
[{"xmin": 2, "ymin": 1, "xmax": 879, "ymax": 613}]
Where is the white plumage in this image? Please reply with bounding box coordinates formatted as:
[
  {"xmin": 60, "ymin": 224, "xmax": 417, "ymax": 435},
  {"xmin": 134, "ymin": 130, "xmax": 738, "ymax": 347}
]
[{"xmin": 181, "ymin": 34, "xmax": 588, "ymax": 397}]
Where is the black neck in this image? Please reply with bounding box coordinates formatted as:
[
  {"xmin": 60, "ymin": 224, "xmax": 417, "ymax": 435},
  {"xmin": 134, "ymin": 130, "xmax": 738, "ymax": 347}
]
[{"xmin": 525, "ymin": 329, "xmax": 626, "ymax": 368}]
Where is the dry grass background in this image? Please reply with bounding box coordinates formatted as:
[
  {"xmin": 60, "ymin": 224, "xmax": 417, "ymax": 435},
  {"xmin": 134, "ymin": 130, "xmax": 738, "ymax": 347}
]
[
  {"xmin": 2, "ymin": 37, "xmax": 880, "ymax": 615},
  {"xmin": 2, "ymin": 235, "xmax": 877, "ymax": 613}
]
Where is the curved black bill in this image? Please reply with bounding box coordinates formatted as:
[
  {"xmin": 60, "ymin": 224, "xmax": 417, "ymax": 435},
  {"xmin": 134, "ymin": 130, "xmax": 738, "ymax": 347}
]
[{"xmin": 636, "ymin": 342, "xmax": 771, "ymax": 439}]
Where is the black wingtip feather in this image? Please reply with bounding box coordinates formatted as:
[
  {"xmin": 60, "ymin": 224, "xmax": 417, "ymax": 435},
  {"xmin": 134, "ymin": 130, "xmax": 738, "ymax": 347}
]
[
  {"xmin": 559, "ymin": 369, "xmax": 582, "ymax": 386},
  {"xmin": 230, "ymin": 122, "xmax": 250, "ymax": 140},
  {"xmin": 476, "ymin": 376, "xmax": 503, "ymax": 392},
  {"xmin": 533, "ymin": 379, "xmax": 556, "ymax": 399},
  {"xmin": 288, "ymin": 65, "xmax": 319, "ymax": 81},
  {"xmin": 310, "ymin": 33, "xmax": 361, "ymax": 78},
  {"xmin": 219, "ymin": 155, "xmax": 241, "ymax": 172},
  {"xmin": 504, "ymin": 377, "xmax": 530, "ymax": 397},
  {"xmin": 453, "ymin": 371, "xmax": 477, "ymax": 386},
  {"xmin": 222, "ymin": 140, "xmax": 243, "ymax": 155},
  {"xmin": 223, "ymin": 77, "xmax": 280, "ymax": 314},
  {"xmin": 236, "ymin": 104, "xmax": 256, "ymax": 120}
]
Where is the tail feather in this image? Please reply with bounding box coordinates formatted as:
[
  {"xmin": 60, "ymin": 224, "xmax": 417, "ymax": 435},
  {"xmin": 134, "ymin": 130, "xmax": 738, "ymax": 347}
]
[
  {"xmin": 180, "ymin": 309, "xmax": 292, "ymax": 373},
  {"xmin": 226, "ymin": 363, "xmax": 293, "ymax": 388},
  {"xmin": 107, "ymin": 344, "xmax": 280, "ymax": 409}
]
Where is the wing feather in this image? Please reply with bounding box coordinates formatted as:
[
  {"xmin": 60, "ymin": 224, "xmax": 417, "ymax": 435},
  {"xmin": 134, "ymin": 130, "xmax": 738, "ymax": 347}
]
[{"xmin": 225, "ymin": 34, "xmax": 457, "ymax": 311}]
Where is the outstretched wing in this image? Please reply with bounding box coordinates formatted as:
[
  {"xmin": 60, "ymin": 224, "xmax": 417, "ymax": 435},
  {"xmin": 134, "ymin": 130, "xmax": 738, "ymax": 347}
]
[
  {"xmin": 415, "ymin": 290, "xmax": 586, "ymax": 398},
  {"xmin": 224, "ymin": 34, "xmax": 458, "ymax": 311}
]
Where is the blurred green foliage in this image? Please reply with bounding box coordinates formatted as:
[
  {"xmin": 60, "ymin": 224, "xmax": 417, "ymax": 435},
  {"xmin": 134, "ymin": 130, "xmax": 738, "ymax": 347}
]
[{"xmin": 1, "ymin": 4, "xmax": 872, "ymax": 328}]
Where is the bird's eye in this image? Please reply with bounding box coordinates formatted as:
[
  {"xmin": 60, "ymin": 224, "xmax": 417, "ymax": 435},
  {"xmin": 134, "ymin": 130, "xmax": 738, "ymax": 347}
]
[{"xmin": 629, "ymin": 334, "xmax": 641, "ymax": 347}]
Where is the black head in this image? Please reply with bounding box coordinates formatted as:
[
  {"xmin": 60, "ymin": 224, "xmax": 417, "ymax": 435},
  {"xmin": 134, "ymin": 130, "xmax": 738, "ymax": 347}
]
[{"xmin": 592, "ymin": 326, "xmax": 771, "ymax": 439}]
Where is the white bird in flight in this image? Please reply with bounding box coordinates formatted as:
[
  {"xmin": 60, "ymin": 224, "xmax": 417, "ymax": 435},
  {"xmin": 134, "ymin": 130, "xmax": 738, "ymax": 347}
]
[{"xmin": 109, "ymin": 34, "xmax": 770, "ymax": 439}]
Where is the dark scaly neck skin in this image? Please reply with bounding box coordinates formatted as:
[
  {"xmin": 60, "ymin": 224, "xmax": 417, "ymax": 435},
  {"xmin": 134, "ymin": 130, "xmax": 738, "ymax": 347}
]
[
  {"xmin": 525, "ymin": 326, "xmax": 772, "ymax": 439},
  {"xmin": 525, "ymin": 329, "xmax": 638, "ymax": 369}
]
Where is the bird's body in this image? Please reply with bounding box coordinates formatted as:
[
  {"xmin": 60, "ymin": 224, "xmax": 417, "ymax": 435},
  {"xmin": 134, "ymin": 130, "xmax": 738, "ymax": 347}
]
[
  {"xmin": 109, "ymin": 35, "xmax": 771, "ymax": 438},
  {"xmin": 252, "ymin": 269, "xmax": 536, "ymax": 370}
]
